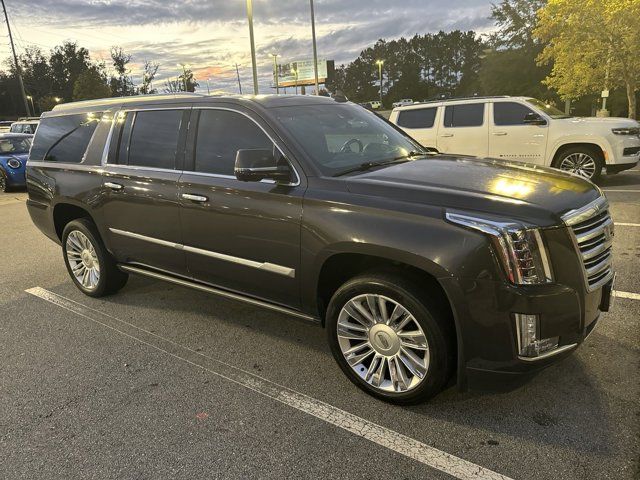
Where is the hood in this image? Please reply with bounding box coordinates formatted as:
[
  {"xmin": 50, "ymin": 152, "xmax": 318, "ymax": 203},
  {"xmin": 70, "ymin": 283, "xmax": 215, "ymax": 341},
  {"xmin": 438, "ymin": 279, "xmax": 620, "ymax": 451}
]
[
  {"xmin": 344, "ymin": 155, "xmax": 602, "ymax": 227},
  {"xmin": 556, "ymin": 116, "xmax": 639, "ymax": 128}
]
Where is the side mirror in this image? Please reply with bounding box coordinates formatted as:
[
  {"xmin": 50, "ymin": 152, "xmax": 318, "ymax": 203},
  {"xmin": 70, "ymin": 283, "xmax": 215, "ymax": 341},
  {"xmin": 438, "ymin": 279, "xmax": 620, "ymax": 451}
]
[
  {"xmin": 234, "ymin": 149, "xmax": 292, "ymax": 183},
  {"xmin": 523, "ymin": 112, "xmax": 547, "ymax": 125}
]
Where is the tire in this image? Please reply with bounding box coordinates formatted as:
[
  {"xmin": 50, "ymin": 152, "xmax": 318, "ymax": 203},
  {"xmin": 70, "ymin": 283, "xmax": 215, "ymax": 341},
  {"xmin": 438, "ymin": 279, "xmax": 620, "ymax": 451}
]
[
  {"xmin": 62, "ymin": 218, "xmax": 128, "ymax": 297},
  {"xmin": 326, "ymin": 272, "xmax": 454, "ymax": 405},
  {"xmin": 0, "ymin": 171, "xmax": 7, "ymax": 192},
  {"xmin": 553, "ymin": 146, "xmax": 604, "ymax": 182}
]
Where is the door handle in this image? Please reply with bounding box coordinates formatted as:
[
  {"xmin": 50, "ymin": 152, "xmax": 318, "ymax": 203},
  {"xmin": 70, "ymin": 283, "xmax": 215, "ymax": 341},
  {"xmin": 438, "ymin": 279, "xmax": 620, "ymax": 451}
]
[
  {"xmin": 104, "ymin": 182, "xmax": 123, "ymax": 191},
  {"xmin": 440, "ymin": 133, "xmax": 454, "ymax": 138},
  {"xmin": 181, "ymin": 193, "xmax": 208, "ymax": 203},
  {"xmin": 492, "ymin": 131, "xmax": 508, "ymax": 136}
]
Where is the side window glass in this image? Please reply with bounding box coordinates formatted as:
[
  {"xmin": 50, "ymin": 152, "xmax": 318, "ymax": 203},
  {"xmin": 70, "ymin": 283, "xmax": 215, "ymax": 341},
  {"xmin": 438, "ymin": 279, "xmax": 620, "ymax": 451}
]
[
  {"xmin": 443, "ymin": 104, "xmax": 484, "ymax": 128},
  {"xmin": 396, "ymin": 108, "xmax": 437, "ymax": 129},
  {"xmin": 194, "ymin": 110, "xmax": 273, "ymax": 176},
  {"xmin": 107, "ymin": 112, "xmax": 134, "ymax": 165},
  {"xmin": 128, "ymin": 110, "xmax": 182, "ymax": 169},
  {"xmin": 494, "ymin": 102, "xmax": 536, "ymax": 126},
  {"xmin": 30, "ymin": 113, "xmax": 102, "ymax": 163}
]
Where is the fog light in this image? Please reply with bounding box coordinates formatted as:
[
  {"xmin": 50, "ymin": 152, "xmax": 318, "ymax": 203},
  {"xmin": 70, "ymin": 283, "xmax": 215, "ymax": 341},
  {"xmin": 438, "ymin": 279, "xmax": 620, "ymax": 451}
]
[{"xmin": 515, "ymin": 313, "xmax": 559, "ymax": 358}]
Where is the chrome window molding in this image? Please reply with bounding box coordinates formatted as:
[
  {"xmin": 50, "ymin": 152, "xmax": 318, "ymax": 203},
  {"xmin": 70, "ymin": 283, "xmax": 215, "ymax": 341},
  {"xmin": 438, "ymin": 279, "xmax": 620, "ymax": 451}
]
[{"xmin": 109, "ymin": 228, "xmax": 295, "ymax": 278}]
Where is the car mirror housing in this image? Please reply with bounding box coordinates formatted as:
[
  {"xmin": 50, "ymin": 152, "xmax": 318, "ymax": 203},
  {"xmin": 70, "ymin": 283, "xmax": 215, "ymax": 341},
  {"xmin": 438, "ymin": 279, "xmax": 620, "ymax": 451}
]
[
  {"xmin": 523, "ymin": 112, "xmax": 547, "ymax": 126},
  {"xmin": 234, "ymin": 149, "xmax": 292, "ymax": 183}
]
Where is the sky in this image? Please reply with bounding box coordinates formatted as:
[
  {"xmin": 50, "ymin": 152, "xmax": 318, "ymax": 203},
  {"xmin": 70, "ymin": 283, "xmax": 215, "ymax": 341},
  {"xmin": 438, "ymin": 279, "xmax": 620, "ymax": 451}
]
[{"xmin": 1, "ymin": 0, "xmax": 495, "ymax": 93}]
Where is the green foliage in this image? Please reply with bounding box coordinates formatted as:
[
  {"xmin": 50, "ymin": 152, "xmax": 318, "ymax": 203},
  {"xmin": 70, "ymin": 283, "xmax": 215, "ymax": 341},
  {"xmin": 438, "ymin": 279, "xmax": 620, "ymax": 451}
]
[
  {"xmin": 489, "ymin": 0, "xmax": 546, "ymax": 49},
  {"xmin": 72, "ymin": 67, "xmax": 111, "ymax": 101},
  {"xmin": 109, "ymin": 47, "xmax": 135, "ymax": 97},
  {"xmin": 534, "ymin": 0, "xmax": 640, "ymax": 118}
]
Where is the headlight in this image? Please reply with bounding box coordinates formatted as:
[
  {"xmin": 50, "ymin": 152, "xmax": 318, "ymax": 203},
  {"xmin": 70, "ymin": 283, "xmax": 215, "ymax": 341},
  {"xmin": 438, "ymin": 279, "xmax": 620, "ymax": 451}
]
[
  {"xmin": 446, "ymin": 211, "xmax": 553, "ymax": 285},
  {"xmin": 7, "ymin": 158, "xmax": 22, "ymax": 169},
  {"xmin": 612, "ymin": 127, "xmax": 640, "ymax": 135}
]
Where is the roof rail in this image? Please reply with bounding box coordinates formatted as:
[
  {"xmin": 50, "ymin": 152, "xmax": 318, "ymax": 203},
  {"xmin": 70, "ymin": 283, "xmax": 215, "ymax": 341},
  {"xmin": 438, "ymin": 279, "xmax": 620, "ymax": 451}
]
[
  {"xmin": 51, "ymin": 92, "xmax": 208, "ymax": 112},
  {"xmin": 408, "ymin": 95, "xmax": 513, "ymax": 106}
]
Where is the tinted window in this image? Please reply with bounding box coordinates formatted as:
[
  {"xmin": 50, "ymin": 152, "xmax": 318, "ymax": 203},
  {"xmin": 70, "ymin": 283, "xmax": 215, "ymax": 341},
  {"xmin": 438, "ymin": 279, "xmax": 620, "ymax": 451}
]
[
  {"xmin": 396, "ymin": 108, "xmax": 437, "ymax": 129},
  {"xmin": 494, "ymin": 102, "xmax": 536, "ymax": 126},
  {"xmin": 194, "ymin": 110, "xmax": 273, "ymax": 175},
  {"xmin": 443, "ymin": 104, "xmax": 484, "ymax": 128},
  {"xmin": 0, "ymin": 137, "xmax": 31, "ymax": 154},
  {"xmin": 30, "ymin": 113, "xmax": 101, "ymax": 162},
  {"xmin": 128, "ymin": 110, "xmax": 182, "ymax": 169},
  {"xmin": 107, "ymin": 112, "xmax": 134, "ymax": 165}
]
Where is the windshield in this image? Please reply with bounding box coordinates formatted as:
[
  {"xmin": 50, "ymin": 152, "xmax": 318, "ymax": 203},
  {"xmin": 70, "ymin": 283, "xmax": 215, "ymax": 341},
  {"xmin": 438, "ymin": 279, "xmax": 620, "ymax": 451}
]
[
  {"xmin": 0, "ymin": 137, "xmax": 32, "ymax": 154},
  {"xmin": 272, "ymin": 103, "xmax": 426, "ymax": 176},
  {"xmin": 526, "ymin": 98, "xmax": 571, "ymax": 119}
]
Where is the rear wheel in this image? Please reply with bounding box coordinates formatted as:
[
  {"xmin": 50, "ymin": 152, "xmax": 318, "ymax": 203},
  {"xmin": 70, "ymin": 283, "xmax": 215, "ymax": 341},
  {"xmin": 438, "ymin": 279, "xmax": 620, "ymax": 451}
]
[
  {"xmin": 553, "ymin": 146, "xmax": 604, "ymax": 182},
  {"xmin": 62, "ymin": 219, "xmax": 128, "ymax": 297},
  {"xmin": 326, "ymin": 272, "xmax": 454, "ymax": 404},
  {"xmin": 0, "ymin": 172, "xmax": 7, "ymax": 192}
]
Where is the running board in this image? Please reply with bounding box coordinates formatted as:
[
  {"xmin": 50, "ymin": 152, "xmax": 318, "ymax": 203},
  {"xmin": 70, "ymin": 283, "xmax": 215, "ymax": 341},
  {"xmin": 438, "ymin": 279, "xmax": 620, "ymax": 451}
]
[{"xmin": 118, "ymin": 264, "xmax": 319, "ymax": 324}]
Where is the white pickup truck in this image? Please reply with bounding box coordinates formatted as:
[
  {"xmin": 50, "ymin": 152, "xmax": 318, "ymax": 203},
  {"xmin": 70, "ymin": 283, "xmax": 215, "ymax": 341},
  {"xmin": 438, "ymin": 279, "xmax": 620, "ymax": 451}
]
[{"xmin": 389, "ymin": 96, "xmax": 640, "ymax": 181}]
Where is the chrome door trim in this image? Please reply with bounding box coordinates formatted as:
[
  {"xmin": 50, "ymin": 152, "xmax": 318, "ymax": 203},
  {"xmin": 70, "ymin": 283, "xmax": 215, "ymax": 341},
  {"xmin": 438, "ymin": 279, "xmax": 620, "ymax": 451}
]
[
  {"xmin": 118, "ymin": 264, "xmax": 316, "ymax": 322},
  {"xmin": 109, "ymin": 228, "xmax": 295, "ymax": 278}
]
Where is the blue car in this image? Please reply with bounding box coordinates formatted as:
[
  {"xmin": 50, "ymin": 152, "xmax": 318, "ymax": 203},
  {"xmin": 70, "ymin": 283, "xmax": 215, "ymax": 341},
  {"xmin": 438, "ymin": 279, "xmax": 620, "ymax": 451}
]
[{"xmin": 0, "ymin": 133, "xmax": 32, "ymax": 192}]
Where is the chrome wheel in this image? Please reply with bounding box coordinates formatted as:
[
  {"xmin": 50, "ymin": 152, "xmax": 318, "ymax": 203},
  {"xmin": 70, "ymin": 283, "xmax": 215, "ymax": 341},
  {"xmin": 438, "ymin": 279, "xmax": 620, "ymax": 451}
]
[
  {"xmin": 337, "ymin": 294, "xmax": 429, "ymax": 393},
  {"xmin": 66, "ymin": 230, "xmax": 100, "ymax": 290},
  {"xmin": 559, "ymin": 152, "xmax": 597, "ymax": 179}
]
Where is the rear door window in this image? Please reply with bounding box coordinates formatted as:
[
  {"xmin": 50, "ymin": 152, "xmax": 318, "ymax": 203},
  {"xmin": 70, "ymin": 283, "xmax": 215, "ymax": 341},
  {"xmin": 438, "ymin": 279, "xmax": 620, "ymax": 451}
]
[
  {"xmin": 443, "ymin": 104, "xmax": 485, "ymax": 128},
  {"xmin": 194, "ymin": 109, "xmax": 273, "ymax": 176},
  {"xmin": 30, "ymin": 113, "xmax": 102, "ymax": 162},
  {"xmin": 493, "ymin": 102, "xmax": 536, "ymax": 126},
  {"xmin": 127, "ymin": 110, "xmax": 183, "ymax": 169},
  {"xmin": 396, "ymin": 108, "xmax": 437, "ymax": 129}
]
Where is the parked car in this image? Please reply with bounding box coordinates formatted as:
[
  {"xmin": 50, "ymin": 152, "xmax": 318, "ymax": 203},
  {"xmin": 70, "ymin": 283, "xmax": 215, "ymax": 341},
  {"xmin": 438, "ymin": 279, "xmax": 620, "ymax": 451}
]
[
  {"xmin": 390, "ymin": 96, "xmax": 640, "ymax": 181},
  {"xmin": 0, "ymin": 121, "xmax": 13, "ymax": 133},
  {"xmin": 10, "ymin": 118, "xmax": 39, "ymax": 134},
  {"xmin": 369, "ymin": 100, "xmax": 382, "ymax": 110},
  {"xmin": 0, "ymin": 133, "xmax": 32, "ymax": 192},
  {"xmin": 26, "ymin": 93, "xmax": 614, "ymax": 404},
  {"xmin": 392, "ymin": 99, "xmax": 414, "ymax": 108}
]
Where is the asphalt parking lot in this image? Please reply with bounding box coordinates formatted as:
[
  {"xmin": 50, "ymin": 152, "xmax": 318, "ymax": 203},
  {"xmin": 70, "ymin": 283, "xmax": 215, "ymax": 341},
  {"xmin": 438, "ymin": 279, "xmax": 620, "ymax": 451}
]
[{"xmin": 1, "ymin": 169, "xmax": 639, "ymax": 480}]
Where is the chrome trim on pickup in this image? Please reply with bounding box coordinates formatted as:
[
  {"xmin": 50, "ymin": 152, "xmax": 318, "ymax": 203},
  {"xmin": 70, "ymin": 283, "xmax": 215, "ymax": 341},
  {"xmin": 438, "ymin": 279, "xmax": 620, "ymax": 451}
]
[
  {"xmin": 118, "ymin": 264, "xmax": 315, "ymax": 322},
  {"xmin": 108, "ymin": 228, "xmax": 295, "ymax": 278},
  {"xmin": 518, "ymin": 343, "xmax": 578, "ymax": 362}
]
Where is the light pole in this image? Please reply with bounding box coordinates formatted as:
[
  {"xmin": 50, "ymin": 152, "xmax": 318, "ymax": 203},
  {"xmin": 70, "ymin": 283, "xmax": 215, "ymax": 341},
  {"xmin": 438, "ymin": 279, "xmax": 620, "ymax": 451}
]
[
  {"xmin": 376, "ymin": 60, "xmax": 384, "ymax": 106},
  {"xmin": 309, "ymin": 0, "xmax": 319, "ymax": 95},
  {"xmin": 26, "ymin": 95, "xmax": 35, "ymax": 115},
  {"xmin": 206, "ymin": 78, "xmax": 211, "ymax": 95},
  {"xmin": 235, "ymin": 63, "xmax": 243, "ymax": 94},
  {"xmin": 246, "ymin": 0, "xmax": 259, "ymax": 94},
  {"xmin": 270, "ymin": 53, "xmax": 279, "ymax": 94},
  {"xmin": 291, "ymin": 68, "xmax": 299, "ymax": 95},
  {"xmin": 178, "ymin": 63, "xmax": 189, "ymax": 91}
]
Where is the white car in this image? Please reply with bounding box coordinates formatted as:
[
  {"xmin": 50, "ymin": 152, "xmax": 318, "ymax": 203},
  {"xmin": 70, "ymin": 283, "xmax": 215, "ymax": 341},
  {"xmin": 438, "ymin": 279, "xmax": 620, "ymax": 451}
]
[
  {"xmin": 392, "ymin": 98, "xmax": 414, "ymax": 108},
  {"xmin": 10, "ymin": 119, "xmax": 39, "ymax": 135},
  {"xmin": 369, "ymin": 100, "xmax": 382, "ymax": 110},
  {"xmin": 390, "ymin": 96, "xmax": 640, "ymax": 181}
]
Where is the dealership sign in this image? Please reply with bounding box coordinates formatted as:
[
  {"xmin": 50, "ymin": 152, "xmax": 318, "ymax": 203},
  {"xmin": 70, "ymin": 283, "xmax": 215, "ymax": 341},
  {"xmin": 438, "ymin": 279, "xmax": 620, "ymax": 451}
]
[{"xmin": 275, "ymin": 59, "xmax": 333, "ymax": 87}]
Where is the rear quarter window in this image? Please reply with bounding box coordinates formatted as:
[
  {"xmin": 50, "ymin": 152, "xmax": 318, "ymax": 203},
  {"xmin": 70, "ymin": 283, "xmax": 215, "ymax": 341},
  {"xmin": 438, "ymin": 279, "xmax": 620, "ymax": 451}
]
[
  {"xmin": 396, "ymin": 108, "xmax": 437, "ymax": 129},
  {"xmin": 30, "ymin": 113, "xmax": 101, "ymax": 163}
]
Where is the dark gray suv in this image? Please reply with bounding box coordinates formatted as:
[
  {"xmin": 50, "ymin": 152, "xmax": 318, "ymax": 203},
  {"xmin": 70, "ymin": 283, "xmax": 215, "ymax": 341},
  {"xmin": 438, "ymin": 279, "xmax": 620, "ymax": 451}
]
[{"xmin": 26, "ymin": 93, "xmax": 614, "ymax": 404}]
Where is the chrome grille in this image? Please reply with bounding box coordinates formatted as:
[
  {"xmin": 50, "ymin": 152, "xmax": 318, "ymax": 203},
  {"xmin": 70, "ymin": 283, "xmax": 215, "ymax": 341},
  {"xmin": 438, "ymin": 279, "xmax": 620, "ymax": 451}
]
[{"xmin": 562, "ymin": 197, "xmax": 614, "ymax": 291}]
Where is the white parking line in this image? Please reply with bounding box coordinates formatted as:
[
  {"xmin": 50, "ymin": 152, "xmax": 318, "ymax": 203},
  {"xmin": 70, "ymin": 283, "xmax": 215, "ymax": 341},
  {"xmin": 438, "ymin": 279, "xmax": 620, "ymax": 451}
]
[
  {"xmin": 603, "ymin": 189, "xmax": 640, "ymax": 193},
  {"xmin": 25, "ymin": 286, "xmax": 512, "ymax": 480},
  {"xmin": 615, "ymin": 222, "xmax": 640, "ymax": 227},
  {"xmin": 613, "ymin": 290, "xmax": 640, "ymax": 301}
]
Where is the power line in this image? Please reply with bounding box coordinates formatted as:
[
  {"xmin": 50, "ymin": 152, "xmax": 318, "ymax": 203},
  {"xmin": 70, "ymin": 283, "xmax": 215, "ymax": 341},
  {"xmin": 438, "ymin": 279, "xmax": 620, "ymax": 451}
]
[{"xmin": 1, "ymin": 0, "xmax": 30, "ymax": 115}]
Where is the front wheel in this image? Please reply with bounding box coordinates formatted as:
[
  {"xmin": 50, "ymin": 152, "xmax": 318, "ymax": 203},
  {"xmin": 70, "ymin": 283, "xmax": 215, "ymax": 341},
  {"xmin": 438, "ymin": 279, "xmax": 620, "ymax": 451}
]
[
  {"xmin": 62, "ymin": 219, "xmax": 128, "ymax": 297},
  {"xmin": 554, "ymin": 147, "xmax": 604, "ymax": 182},
  {"xmin": 326, "ymin": 273, "xmax": 454, "ymax": 405},
  {"xmin": 0, "ymin": 172, "xmax": 7, "ymax": 192}
]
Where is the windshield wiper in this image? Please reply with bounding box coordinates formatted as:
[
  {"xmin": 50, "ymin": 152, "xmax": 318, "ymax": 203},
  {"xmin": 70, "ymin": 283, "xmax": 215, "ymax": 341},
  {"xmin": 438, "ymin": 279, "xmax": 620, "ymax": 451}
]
[{"xmin": 333, "ymin": 157, "xmax": 415, "ymax": 177}]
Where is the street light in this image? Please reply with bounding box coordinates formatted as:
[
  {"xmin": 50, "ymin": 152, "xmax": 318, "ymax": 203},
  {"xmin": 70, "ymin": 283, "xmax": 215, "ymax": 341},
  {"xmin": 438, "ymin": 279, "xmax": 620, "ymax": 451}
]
[
  {"xmin": 291, "ymin": 68, "xmax": 299, "ymax": 95},
  {"xmin": 26, "ymin": 95, "xmax": 35, "ymax": 115},
  {"xmin": 246, "ymin": 0, "xmax": 259, "ymax": 95},
  {"xmin": 375, "ymin": 60, "xmax": 384, "ymax": 106},
  {"xmin": 309, "ymin": 0, "xmax": 319, "ymax": 95},
  {"xmin": 270, "ymin": 53, "xmax": 279, "ymax": 94},
  {"xmin": 54, "ymin": 97, "xmax": 61, "ymax": 103}
]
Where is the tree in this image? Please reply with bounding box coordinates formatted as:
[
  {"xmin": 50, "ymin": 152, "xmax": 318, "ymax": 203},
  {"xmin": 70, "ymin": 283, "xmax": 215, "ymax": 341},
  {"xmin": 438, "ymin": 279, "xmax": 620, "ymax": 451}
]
[
  {"xmin": 163, "ymin": 77, "xmax": 182, "ymax": 93},
  {"xmin": 489, "ymin": 0, "xmax": 546, "ymax": 50},
  {"xmin": 49, "ymin": 42, "xmax": 92, "ymax": 102},
  {"xmin": 535, "ymin": 0, "xmax": 640, "ymax": 118},
  {"xmin": 73, "ymin": 67, "xmax": 111, "ymax": 101},
  {"xmin": 140, "ymin": 61, "xmax": 159, "ymax": 95},
  {"xmin": 109, "ymin": 47, "xmax": 135, "ymax": 96},
  {"xmin": 178, "ymin": 68, "xmax": 199, "ymax": 93}
]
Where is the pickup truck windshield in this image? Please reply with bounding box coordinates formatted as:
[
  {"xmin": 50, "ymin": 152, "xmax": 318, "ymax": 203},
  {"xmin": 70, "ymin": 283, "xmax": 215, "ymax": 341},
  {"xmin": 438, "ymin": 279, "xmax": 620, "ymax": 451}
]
[
  {"xmin": 525, "ymin": 98, "xmax": 571, "ymax": 119},
  {"xmin": 272, "ymin": 103, "xmax": 426, "ymax": 176}
]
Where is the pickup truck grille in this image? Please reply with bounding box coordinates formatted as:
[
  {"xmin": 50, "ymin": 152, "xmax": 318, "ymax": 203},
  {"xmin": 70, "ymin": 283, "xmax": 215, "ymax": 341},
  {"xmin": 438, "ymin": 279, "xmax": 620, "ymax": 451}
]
[{"xmin": 562, "ymin": 197, "xmax": 614, "ymax": 292}]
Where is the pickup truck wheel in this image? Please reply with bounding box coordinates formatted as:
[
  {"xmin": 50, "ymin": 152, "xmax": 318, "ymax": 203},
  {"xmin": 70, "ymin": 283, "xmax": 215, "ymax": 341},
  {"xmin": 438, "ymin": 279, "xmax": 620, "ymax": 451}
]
[
  {"xmin": 326, "ymin": 273, "xmax": 453, "ymax": 405},
  {"xmin": 62, "ymin": 219, "xmax": 128, "ymax": 297},
  {"xmin": 554, "ymin": 147, "xmax": 603, "ymax": 182}
]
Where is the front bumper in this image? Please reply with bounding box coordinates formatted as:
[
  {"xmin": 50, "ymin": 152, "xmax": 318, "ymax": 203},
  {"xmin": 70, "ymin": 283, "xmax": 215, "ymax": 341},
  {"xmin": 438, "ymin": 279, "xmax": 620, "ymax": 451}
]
[
  {"xmin": 606, "ymin": 159, "xmax": 638, "ymax": 174},
  {"xmin": 441, "ymin": 274, "xmax": 610, "ymax": 391}
]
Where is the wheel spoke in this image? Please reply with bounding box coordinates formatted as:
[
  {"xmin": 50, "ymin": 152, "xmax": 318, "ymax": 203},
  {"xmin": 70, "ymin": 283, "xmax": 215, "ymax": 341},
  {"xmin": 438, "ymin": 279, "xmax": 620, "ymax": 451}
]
[
  {"xmin": 388, "ymin": 356, "xmax": 410, "ymax": 392},
  {"xmin": 345, "ymin": 344, "xmax": 375, "ymax": 366},
  {"xmin": 398, "ymin": 347, "xmax": 427, "ymax": 379},
  {"xmin": 398, "ymin": 330, "xmax": 428, "ymax": 350},
  {"xmin": 346, "ymin": 299, "xmax": 375, "ymax": 326}
]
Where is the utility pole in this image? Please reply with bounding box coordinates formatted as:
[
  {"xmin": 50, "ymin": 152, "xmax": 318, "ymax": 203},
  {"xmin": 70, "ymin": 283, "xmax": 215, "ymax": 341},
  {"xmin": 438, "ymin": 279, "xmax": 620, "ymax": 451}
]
[
  {"xmin": 309, "ymin": 0, "xmax": 319, "ymax": 95},
  {"xmin": 270, "ymin": 53, "xmax": 279, "ymax": 94},
  {"xmin": 1, "ymin": 0, "xmax": 30, "ymax": 116},
  {"xmin": 235, "ymin": 63, "xmax": 243, "ymax": 94},
  {"xmin": 376, "ymin": 60, "xmax": 384, "ymax": 106},
  {"xmin": 246, "ymin": 0, "xmax": 259, "ymax": 94}
]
